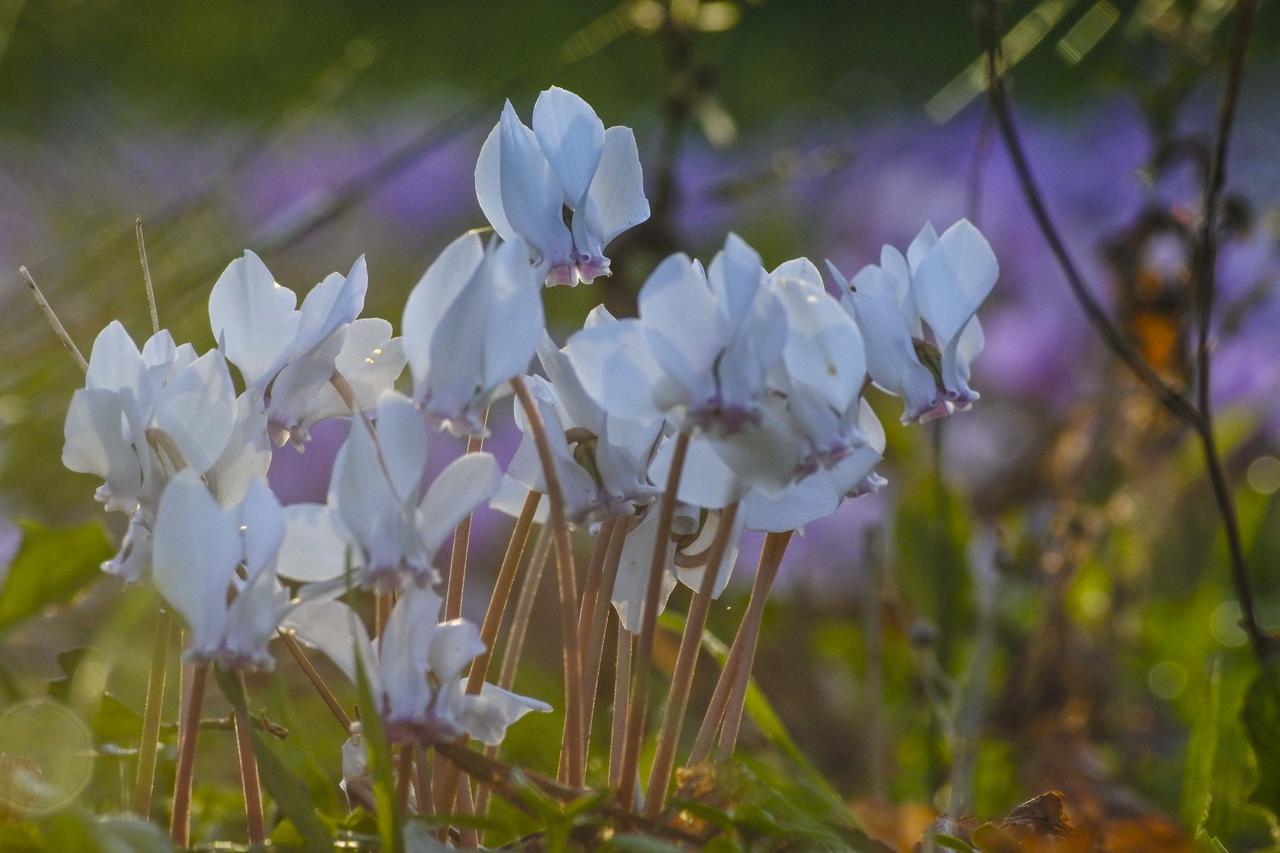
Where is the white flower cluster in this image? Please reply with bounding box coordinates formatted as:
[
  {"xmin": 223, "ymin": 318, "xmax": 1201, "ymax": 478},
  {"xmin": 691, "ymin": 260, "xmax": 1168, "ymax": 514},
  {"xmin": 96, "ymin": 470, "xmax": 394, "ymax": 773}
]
[{"xmin": 60, "ymin": 86, "xmax": 997, "ymax": 748}]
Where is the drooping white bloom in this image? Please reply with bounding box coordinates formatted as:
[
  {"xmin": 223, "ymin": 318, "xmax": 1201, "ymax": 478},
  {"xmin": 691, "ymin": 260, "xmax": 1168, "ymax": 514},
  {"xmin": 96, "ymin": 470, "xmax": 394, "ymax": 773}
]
[
  {"xmin": 741, "ymin": 399, "xmax": 887, "ymax": 533},
  {"xmin": 475, "ymin": 86, "xmax": 649, "ymax": 286},
  {"xmin": 767, "ymin": 258, "xmax": 869, "ymax": 474},
  {"xmin": 62, "ymin": 322, "xmax": 240, "ymax": 580},
  {"xmin": 495, "ymin": 322, "xmax": 665, "ymax": 524},
  {"xmin": 567, "ymin": 234, "xmax": 788, "ymax": 436},
  {"xmin": 402, "ymin": 233, "xmax": 544, "ymax": 436},
  {"xmin": 277, "ymin": 391, "xmax": 502, "ymax": 589},
  {"xmin": 828, "ymin": 219, "xmax": 997, "ymax": 424},
  {"xmin": 283, "ymin": 587, "xmax": 550, "ymax": 746},
  {"xmin": 151, "ymin": 473, "xmax": 291, "ymax": 669},
  {"xmin": 209, "ymin": 251, "xmax": 404, "ymax": 446}
]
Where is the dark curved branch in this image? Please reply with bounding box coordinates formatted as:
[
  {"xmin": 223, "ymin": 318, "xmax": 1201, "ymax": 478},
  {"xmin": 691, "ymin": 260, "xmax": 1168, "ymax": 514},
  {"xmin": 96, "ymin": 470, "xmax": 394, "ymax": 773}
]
[{"xmin": 978, "ymin": 0, "xmax": 1269, "ymax": 661}]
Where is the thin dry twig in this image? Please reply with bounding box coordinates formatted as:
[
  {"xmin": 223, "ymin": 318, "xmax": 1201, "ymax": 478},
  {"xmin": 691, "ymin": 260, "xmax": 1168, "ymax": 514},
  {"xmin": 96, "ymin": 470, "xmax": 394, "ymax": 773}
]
[{"xmin": 978, "ymin": 0, "xmax": 1269, "ymax": 660}]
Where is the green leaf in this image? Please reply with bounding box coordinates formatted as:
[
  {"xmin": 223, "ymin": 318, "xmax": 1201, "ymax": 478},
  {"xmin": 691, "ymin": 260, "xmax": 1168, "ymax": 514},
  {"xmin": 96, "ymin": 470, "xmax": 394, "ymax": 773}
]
[
  {"xmin": 1242, "ymin": 658, "xmax": 1280, "ymax": 820},
  {"xmin": 351, "ymin": 634, "xmax": 403, "ymax": 853},
  {"xmin": 37, "ymin": 809, "xmax": 172, "ymax": 853},
  {"xmin": 931, "ymin": 832, "xmax": 979, "ymax": 853},
  {"xmin": 0, "ymin": 519, "xmax": 110, "ymax": 632},
  {"xmin": 1181, "ymin": 658, "xmax": 1222, "ymax": 833},
  {"xmin": 214, "ymin": 667, "xmax": 333, "ymax": 851}
]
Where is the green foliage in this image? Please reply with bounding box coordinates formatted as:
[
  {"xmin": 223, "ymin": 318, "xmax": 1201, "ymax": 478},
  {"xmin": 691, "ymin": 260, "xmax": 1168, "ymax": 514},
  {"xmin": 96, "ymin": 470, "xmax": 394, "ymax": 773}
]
[
  {"xmin": 213, "ymin": 667, "xmax": 333, "ymax": 851},
  {"xmin": 352, "ymin": 640, "xmax": 403, "ymax": 853},
  {"xmin": 1241, "ymin": 658, "xmax": 1280, "ymax": 821},
  {"xmin": 0, "ymin": 519, "xmax": 110, "ymax": 633},
  {"xmin": 1182, "ymin": 658, "xmax": 1222, "ymax": 833}
]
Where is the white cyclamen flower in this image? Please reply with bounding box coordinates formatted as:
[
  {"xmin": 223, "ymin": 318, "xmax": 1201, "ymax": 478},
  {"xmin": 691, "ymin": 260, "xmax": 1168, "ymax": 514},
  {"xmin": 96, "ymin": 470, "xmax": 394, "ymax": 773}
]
[
  {"xmin": 402, "ymin": 233, "xmax": 544, "ymax": 436},
  {"xmin": 567, "ymin": 233, "xmax": 788, "ymax": 436},
  {"xmin": 62, "ymin": 322, "xmax": 241, "ymax": 580},
  {"xmin": 476, "ymin": 86, "xmax": 649, "ymax": 286},
  {"xmin": 767, "ymin": 258, "xmax": 870, "ymax": 475},
  {"xmin": 276, "ymin": 391, "xmax": 501, "ymax": 590},
  {"xmin": 151, "ymin": 473, "xmax": 291, "ymax": 669},
  {"xmin": 209, "ymin": 250, "xmax": 404, "ymax": 446},
  {"xmin": 283, "ymin": 587, "xmax": 550, "ymax": 746},
  {"xmin": 828, "ymin": 219, "xmax": 997, "ymax": 424},
  {"xmin": 495, "ymin": 322, "xmax": 665, "ymax": 524}
]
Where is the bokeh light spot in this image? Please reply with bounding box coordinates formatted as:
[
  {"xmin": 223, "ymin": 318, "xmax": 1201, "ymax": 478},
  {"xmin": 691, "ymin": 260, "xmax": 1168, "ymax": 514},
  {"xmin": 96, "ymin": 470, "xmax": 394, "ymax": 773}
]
[
  {"xmin": 0, "ymin": 700, "xmax": 93, "ymax": 815},
  {"xmin": 1147, "ymin": 661, "xmax": 1187, "ymax": 700},
  {"xmin": 1246, "ymin": 455, "xmax": 1280, "ymax": 495}
]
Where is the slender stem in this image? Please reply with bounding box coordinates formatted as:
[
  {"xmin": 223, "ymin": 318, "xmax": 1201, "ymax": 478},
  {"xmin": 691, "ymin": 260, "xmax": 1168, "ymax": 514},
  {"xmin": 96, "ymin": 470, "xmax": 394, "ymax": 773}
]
[
  {"xmin": 687, "ymin": 626, "xmax": 743, "ymax": 766},
  {"xmin": 135, "ymin": 216, "xmax": 160, "ymax": 335},
  {"xmin": 717, "ymin": 530, "xmax": 793, "ymax": 761},
  {"xmin": 863, "ymin": 529, "xmax": 887, "ymax": 803},
  {"xmin": 689, "ymin": 536, "xmax": 789, "ymax": 766},
  {"xmin": 476, "ymin": 525, "xmax": 551, "ymax": 823},
  {"xmin": 1190, "ymin": 0, "xmax": 1267, "ymax": 661},
  {"xmin": 467, "ymin": 491, "xmax": 541, "ymax": 695},
  {"xmin": 976, "ymin": 4, "xmax": 1194, "ymax": 424},
  {"xmin": 618, "ymin": 430, "xmax": 691, "ymax": 808},
  {"xmin": 510, "ymin": 376, "xmax": 585, "ymax": 787},
  {"xmin": 644, "ymin": 502, "xmax": 739, "ymax": 816},
  {"xmin": 559, "ymin": 517, "xmax": 620, "ymax": 780},
  {"xmin": 170, "ymin": 662, "xmax": 210, "ymax": 848},
  {"xmin": 979, "ymin": 0, "xmax": 1269, "ymax": 661},
  {"xmin": 396, "ymin": 746, "xmax": 414, "ymax": 815},
  {"xmin": 232, "ymin": 672, "xmax": 266, "ymax": 847},
  {"xmin": 498, "ymin": 525, "xmax": 552, "ymax": 692},
  {"xmin": 582, "ymin": 519, "xmax": 630, "ymax": 758},
  {"xmin": 446, "ymin": 411, "xmax": 490, "ymax": 621},
  {"xmin": 375, "ymin": 592, "xmax": 391, "ymax": 638},
  {"xmin": 456, "ymin": 776, "xmax": 479, "ymax": 848},
  {"xmin": 279, "ymin": 630, "xmax": 353, "ymax": 732},
  {"xmin": 131, "ymin": 609, "xmax": 171, "ymax": 817},
  {"xmin": 437, "ymin": 491, "xmax": 542, "ymax": 819},
  {"xmin": 609, "ymin": 622, "xmax": 633, "ymax": 790},
  {"xmin": 414, "ymin": 746, "xmax": 433, "ymax": 817},
  {"xmin": 18, "ymin": 265, "xmax": 88, "ymax": 373}
]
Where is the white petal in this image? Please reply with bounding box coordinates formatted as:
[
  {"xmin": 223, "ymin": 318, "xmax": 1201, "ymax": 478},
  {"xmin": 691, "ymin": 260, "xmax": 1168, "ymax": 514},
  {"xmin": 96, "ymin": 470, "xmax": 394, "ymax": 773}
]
[
  {"xmin": 742, "ymin": 474, "xmax": 839, "ymax": 532},
  {"xmin": 222, "ymin": 564, "xmax": 290, "ymax": 669},
  {"xmin": 418, "ymin": 451, "xmax": 501, "ymax": 555},
  {"xmin": 152, "ymin": 472, "xmax": 240, "ymax": 658},
  {"xmin": 638, "ymin": 254, "xmax": 720, "ymax": 401},
  {"xmin": 152, "ymin": 349, "xmax": 237, "ymax": 473},
  {"xmin": 403, "ymin": 232, "xmax": 485, "ymax": 395},
  {"xmin": 453, "ymin": 681, "xmax": 552, "ymax": 746},
  {"xmin": 773, "ymin": 265, "xmax": 865, "ymax": 413},
  {"xmin": 708, "ymin": 233, "xmax": 764, "ymax": 333},
  {"xmin": 841, "ymin": 262, "xmax": 941, "ymax": 423},
  {"xmin": 565, "ymin": 318, "xmax": 663, "ymax": 422},
  {"xmin": 911, "ymin": 219, "xmax": 998, "ymax": 352},
  {"xmin": 283, "ymin": 598, "xmax": 375, "ymax": 688},
  {"xmin": 532, "ymin": 86, "xmax": 605, "ymax": 205},
  {"xmin": 580, "ymin": 125, "xmax": 649, "ymax": 248},
  {"xmin": 375, "ymin": 391, "xmax": 429, "ymax": 504},
  {"xmin": 277, "ymin": 503, "xmax": 349, "ymax": 582},
  {"xmin": 295, "ymin": 256, "xmax": 368, "ymax": 355},
  {"xmin": 238, "ymin": 478, "xmax": 285, "ymax": 580},
  {"xmin": 209, "ymin": 251, "xmax": 300, "ymax": 390},
  {"xmin": 206, "ymin": 392, "xmax": 272, "ymax": 506},
  {"xmin": 86, "ymin": 321, "xmax": 146, "ymax": 400},
  {"xmin": 480, "ymin": 239, "xmax": 545, "ymax": 392},
  {"xmin": 536, "ymin": 332, "xmax": 604, "ymax": 435},
  {"xmin": 475, "ymin": 123, "xmax": 516, "ymax": 243},
  {"xmin": 649, "ymin": 433, "xmax": 747, "ymax": 509},
  {"xmin": 496, "ymin": 101, "xmax": 573, "ymax": 269},
  {"xmin": 63, "ymin": 388, "xmax": 141, "ymax": 507},
  {"xmin": 611, "ymin": 509, "xmax": 677, "ymax": 633}
]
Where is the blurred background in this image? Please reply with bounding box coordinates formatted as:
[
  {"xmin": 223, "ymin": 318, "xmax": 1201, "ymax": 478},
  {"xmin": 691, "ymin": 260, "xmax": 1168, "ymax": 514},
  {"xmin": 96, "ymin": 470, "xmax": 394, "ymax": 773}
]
[{"xmin": 3, "ymin": 0, "xmax": 1280, "ymax": 848}]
